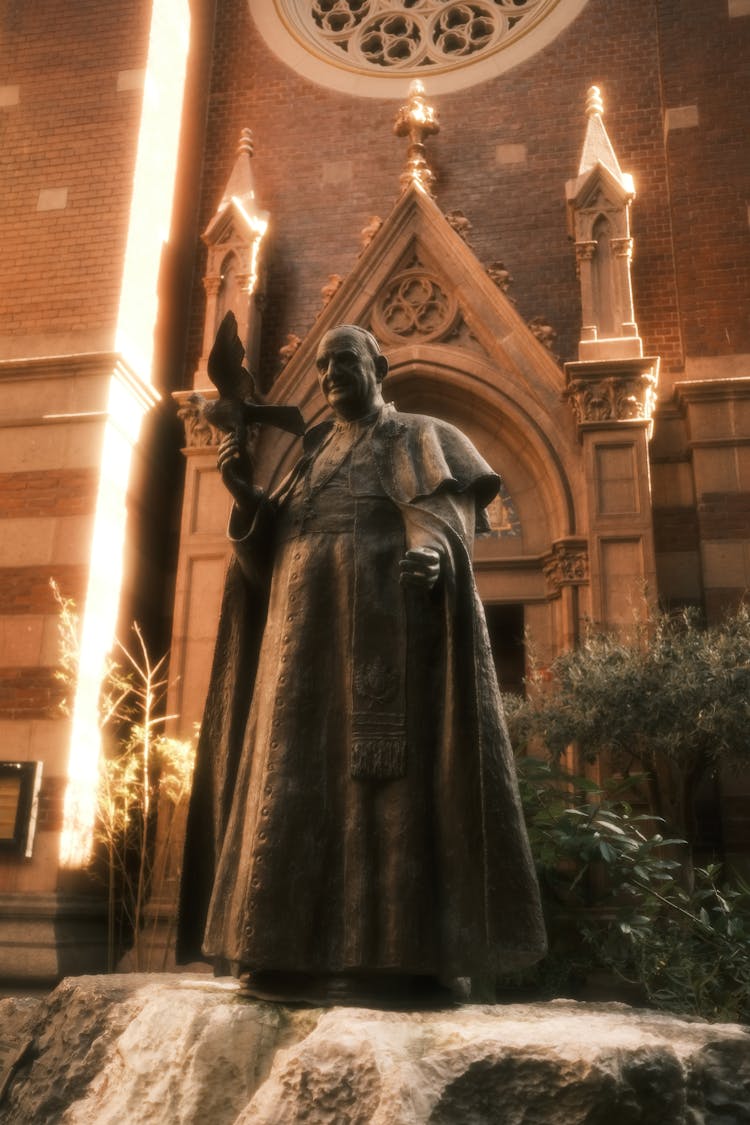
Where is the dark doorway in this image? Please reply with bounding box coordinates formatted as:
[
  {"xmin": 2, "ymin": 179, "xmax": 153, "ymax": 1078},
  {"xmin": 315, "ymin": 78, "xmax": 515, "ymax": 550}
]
[{"xmin": 483, "ymin": 604, "xmax": 525, "ymax": 696}]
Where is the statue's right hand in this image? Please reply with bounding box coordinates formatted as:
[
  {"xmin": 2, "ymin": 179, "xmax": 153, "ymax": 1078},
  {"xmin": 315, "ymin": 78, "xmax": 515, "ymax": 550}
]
[{"xmin": 217, "ymin": 432, "xmax": 261, "ymax": 515}]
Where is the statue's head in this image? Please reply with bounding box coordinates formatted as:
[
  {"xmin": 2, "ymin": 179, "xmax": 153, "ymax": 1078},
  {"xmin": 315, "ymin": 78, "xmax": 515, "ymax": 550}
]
[{"xmin": 316, "ymin": 325, "xmax": 388, "ymax": 422}]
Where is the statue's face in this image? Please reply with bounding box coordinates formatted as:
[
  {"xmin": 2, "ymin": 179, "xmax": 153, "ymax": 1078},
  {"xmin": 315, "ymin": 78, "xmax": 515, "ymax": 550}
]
[{"xmin": 316, "ymin": 328, "xmax": 384, "ymax": 421}]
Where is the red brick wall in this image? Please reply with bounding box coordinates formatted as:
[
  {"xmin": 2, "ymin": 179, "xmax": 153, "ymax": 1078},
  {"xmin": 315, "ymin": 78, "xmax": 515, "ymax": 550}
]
[
  {"xmin": 0, "ymin": 667, "xmax": 64, "ymax": 721},
  {"xmin": 0, "ymin": 469, "xmax": 98, "ymax": 519},
  {"xmin": 653, "ymin": 507, "xmax": 700, "ymax": 553},
  {"xmin": 698, "ymin": 493, "xmax": 750, "ymax": 540},
  {"xmin": 0, "ymin": 564, "xmax": 87, "ymax": 616},
  {"xmin": 185, "ymin": 0, "xmax": 726, "ymax": 388},
  {"xmin": 0, "ymin": 2, "xmax": 745, "ymax": 426},
  {"xmin": 657, "ymin": 2, "xmax": 750, "ymax": 360},
  {"xmin": 182, "ymin": 0, "xmax": 749, "ymax": 389},
  {"xmin": 0, "ymin": 0, "xmax": 152, "ymax": 356}
]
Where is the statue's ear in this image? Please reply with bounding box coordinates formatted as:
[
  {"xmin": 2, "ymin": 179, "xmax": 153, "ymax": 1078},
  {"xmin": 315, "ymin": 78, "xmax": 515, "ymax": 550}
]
[{"xmin": 375, "ymin": 354, "xmax": 389, "ymax": 383}]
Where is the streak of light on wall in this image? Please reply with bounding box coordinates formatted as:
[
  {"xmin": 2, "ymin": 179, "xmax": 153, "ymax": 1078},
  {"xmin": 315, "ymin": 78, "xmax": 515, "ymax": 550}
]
[
  {"xmin": 59, "ymin": 368, "xmax": 159, "ymax": 868},
  {"xmin": 59, "ymin": 0, "xmax": 190, "ymax": 868}
]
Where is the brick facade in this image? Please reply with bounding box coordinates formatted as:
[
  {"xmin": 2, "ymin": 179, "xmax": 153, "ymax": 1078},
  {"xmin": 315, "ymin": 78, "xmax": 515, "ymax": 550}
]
[
  {"xmin": 658, "ymin": 1, "xmax": 750, "ymax": 361},
  {"xmin": 207, "ymin": 0, "xmax": 747, "ymax": 386},
  {"xmin": 0, "ymin": 564, "xmax": 87, "ymax": 616},
  {"xmin": 0, "ymin": 470, "xmax": 98, "ymax": 519},
  {"xmin": 0, "ymin": 667, "xmax": 64, "ymax": 721},
  {"xmin": 0, "ymin": 0, "xmax": 151, "ymax": 359}
]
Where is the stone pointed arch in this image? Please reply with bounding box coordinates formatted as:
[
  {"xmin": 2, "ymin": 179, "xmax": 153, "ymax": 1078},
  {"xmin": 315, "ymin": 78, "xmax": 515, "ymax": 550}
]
[
  {"xmin": 251, "ymin": 182, "xmax": 590, "ymax": 673},
  {"xmin": 260, "ymin": 183, "xmax": 580, "ymax": 507}
]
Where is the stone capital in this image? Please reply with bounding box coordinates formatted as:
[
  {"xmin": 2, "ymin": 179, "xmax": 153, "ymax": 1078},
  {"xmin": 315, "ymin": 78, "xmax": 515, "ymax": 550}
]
[
  {"xmin": 611, "ymin": 236, "xmax": 634, "ymax": 259},
  {"xmin": 543, "ymin": 538, "xmax": 589, "ymax": 596},
  {"xmin": 563, "ymin": 358, "xmax": 660, "ymax": 435},
  {"xmin": 174, "ymin": 391, "xmax": 222, "ymax": 449},
  {"xmin": 575, "ymin": 240, "xmax": 597, "ymax": 262},
  {"xmin": 202, "ymin": 276, "xmax": 222, "ymax": 298}
]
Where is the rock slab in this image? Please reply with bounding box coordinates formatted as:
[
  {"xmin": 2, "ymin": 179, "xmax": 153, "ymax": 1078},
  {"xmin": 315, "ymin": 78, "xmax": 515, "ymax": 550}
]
[{"xmin": 1, "ymin": 975, "xmax": 749, "ymax": 1124}]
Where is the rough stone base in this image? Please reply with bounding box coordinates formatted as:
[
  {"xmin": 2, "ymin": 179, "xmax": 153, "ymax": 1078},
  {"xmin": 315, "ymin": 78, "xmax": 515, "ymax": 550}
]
[{"xmin": 1, "ymin": 975, "xmax": 749, "ymax": 1124}]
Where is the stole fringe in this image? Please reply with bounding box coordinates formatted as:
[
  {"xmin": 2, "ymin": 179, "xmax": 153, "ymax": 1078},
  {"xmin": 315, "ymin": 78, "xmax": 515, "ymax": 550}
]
[{"xmin": 351, "ymin": 737, "xmax": 407, "ymax": 780}]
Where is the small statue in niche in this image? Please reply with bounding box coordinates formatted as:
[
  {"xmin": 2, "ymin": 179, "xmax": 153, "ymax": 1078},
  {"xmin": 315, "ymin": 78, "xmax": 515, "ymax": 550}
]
[{"xmin": 177, "ymin": 318, "xmax": 546, "ymax": 1005}]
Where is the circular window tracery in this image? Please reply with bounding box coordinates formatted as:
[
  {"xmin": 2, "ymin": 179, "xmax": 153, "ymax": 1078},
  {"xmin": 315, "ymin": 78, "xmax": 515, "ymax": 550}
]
[
  {"xmin": 309, "ymin": 1, "xmax": 545, "ymax": 71},
  {"xmin": 253, "ymin": 0, "xmax": 590, "ymax": 96}
]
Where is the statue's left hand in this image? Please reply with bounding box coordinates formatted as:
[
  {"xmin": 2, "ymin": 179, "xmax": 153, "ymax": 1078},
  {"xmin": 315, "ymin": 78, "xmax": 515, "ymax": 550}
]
[{"xmin": 399, "ymin": 546, "xmax": 442, "ymax": 591}]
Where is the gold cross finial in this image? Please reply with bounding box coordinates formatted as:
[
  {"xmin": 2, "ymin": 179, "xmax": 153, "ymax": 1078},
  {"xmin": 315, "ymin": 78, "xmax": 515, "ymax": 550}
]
[{"xmin": 393, "ymin": 80, "xmax": 440, "ymax": 197}]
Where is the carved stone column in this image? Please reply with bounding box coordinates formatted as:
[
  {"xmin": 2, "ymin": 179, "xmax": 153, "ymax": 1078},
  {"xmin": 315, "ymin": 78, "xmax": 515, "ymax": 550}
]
[
  {"xmin": 564, "ymin": 358, "xmax": 660, "ymax": 629},
  {"xmin": 564, "ymin": 87, "xmax": 661, "ymax": 630}
]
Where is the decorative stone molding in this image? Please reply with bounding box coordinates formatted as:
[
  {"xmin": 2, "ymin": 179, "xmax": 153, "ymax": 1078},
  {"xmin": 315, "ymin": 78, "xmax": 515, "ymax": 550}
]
[
  {"xmin": 175, "ymin": 393, "xmax": 223, "ymax": 448},
  {"xmin": 320, "ymin": 273, "xmax": 344, "ymax": 309},
  {"xmin": 543, "ymin": 538, "xmax": 589, "ymax": 596},
  {"xmin": 486, "ymin": 261, "xmax": 513, "ymax": 292},
  {"xmin": 279, "ymin": 334, "xmax": 302, "ymax": 367},
  {"xmin": 305, "ymin": 0, "xmax": 556, "ymax": 72},
  {"xmin": 611, "ymin": 236, "xmax": 634, "ymax": 259},
  {"xmin": 202, "ymin": 276, "xmax": 222, "ymax": 299},
  {"xmin": 196, "ymin": 130, "xmax": 269, "ymax": 385},
  {"xmin": 371, "ymin": 268, "xmax": 460, "ymax": 344},
  {"xmin": 527, "ymin": 315, "xmax": 558, "ymax": 352},
  {"xmin": 574, "ymin": 240, "xmax": 597, "ymax": 265},
  {"xmin": 566, "ymin": 88, "xmax": 643, "ymax": 362},
  {"xmin": 445, "ymin": 209, "xmax": 473, "ymax": 242},
  {"xmin": 358, "ymin": 215, "xmax": 383, "ymax": 256},
  {"xmin": 565, "ymin": 371, "xmax": 658, "ymax": 427}
]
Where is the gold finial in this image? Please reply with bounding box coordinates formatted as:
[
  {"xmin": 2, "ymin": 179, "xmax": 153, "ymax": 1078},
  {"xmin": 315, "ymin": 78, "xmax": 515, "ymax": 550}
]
[
  {"xmin": 393, "ymin": 80, "xmax": 440, "ymax": 197},
  {"xmin": 585, "ymin": 85, "xmax": 604, "ymax": 118},
  {"xmin": 237, "ymin": 128, "xmax": 255, "ymax": 157}
]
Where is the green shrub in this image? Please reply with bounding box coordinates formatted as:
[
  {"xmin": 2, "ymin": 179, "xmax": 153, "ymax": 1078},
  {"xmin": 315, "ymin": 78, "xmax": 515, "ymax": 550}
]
[
  {"xmin": 506, "ymin": 607, "xmax": 750, "ymax": 846},
  {"xmin": 503, "ymin": 755, "xmax": 750, "ymax": 1024}
]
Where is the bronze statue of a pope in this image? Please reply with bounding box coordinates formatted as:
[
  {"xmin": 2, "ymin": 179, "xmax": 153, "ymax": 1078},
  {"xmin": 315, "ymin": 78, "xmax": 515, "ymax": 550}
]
[{"xmin": 178, "ymin": 324, "xmax": 546, "ymax": 1004}]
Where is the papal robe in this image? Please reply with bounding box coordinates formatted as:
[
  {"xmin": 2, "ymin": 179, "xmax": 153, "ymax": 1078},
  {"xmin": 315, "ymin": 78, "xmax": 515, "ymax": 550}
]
[{"xmin": 177, "ymin": 404, "xmax": 546, "ymax": 979}]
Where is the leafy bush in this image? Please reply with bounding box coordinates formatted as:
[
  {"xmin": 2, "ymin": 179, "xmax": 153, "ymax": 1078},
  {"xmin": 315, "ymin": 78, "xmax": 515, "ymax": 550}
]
[
  {"xmin": 506, "ymin": 606, "xmax": 750, "ymax": 846},
  {"xmin": 503, "ymin": 755, "xmax": 750, "ymax": 1024}
]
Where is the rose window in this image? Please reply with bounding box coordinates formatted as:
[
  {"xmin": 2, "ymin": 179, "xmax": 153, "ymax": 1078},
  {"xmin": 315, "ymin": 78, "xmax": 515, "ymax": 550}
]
[
  {"xmin": 252, "ymin": 0, "xmax": 589, "ymax": 95},
  {"xmin": 306, "ymin": 0, "xmax": 550, "ymax": 71}
]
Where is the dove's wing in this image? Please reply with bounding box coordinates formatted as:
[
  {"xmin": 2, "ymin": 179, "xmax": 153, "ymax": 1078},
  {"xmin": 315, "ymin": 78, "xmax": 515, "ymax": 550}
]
[{"xmin": 207, "ymin": 311, "xmax": 257, "ymax": 402}]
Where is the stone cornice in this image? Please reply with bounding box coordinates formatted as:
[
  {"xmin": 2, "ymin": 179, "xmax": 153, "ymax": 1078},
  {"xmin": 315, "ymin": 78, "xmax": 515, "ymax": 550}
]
[
  {"xmin": 0, "ymin": 351, "xmax": 140, "ymax": 382},
  {"xmin": 673, "ymin": 376, "xmax": 750, "ymax": 407},
  {"xmin": 0, "ymin": 352, "xmax": 160, "ymax": 425}
]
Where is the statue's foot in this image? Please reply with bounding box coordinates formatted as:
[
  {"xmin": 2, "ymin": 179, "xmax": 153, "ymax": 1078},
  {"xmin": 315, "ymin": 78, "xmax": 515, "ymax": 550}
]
[{"xmin": 237, "ymin": 970, "xmax": 458, "ymax": 1009}]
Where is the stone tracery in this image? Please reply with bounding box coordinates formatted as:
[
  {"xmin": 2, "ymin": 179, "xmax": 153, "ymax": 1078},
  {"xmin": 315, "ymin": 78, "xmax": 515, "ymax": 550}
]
[
  {"xmin": 304, "ymin": 0, "xmax": 553, "ymax": 71},
  {"xmin": 371, "ymin": 268, "xmax": 459, "ymax": 343}
]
